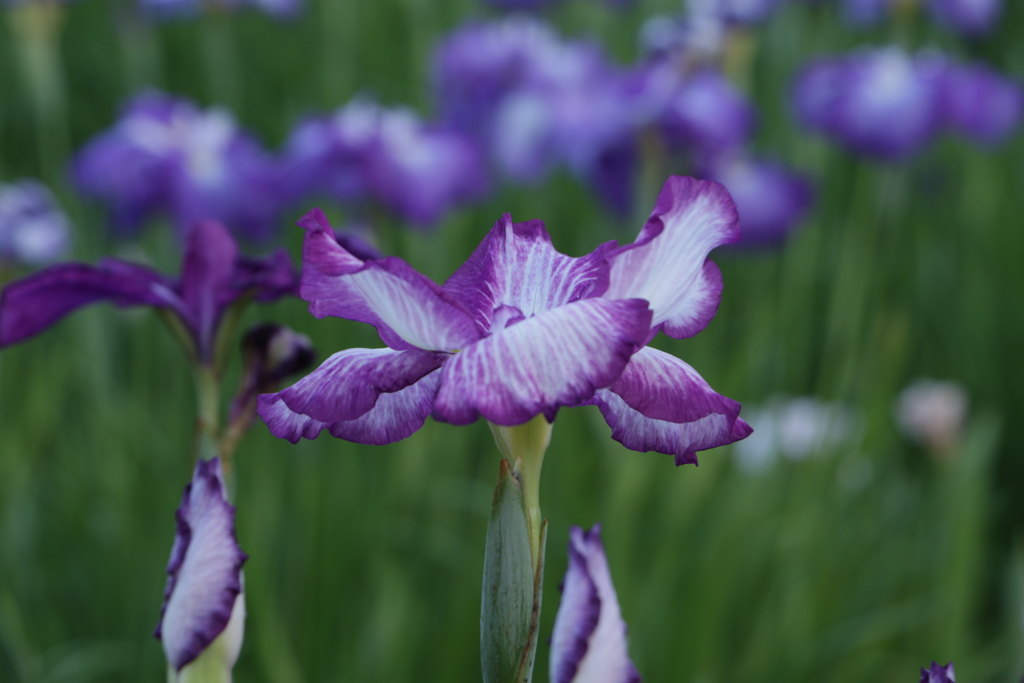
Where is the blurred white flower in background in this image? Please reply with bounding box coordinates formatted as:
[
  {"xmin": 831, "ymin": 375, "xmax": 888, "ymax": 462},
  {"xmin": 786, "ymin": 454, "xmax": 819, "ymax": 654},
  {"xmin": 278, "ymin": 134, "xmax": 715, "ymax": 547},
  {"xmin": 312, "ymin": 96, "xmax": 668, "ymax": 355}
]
[
  {"xmin": 894, "ymin": 378, "xmax": 969, "ymax": 455},
  {"xmin": 733, "ymin": 396, "xmax": 856, "ymax": 474}
]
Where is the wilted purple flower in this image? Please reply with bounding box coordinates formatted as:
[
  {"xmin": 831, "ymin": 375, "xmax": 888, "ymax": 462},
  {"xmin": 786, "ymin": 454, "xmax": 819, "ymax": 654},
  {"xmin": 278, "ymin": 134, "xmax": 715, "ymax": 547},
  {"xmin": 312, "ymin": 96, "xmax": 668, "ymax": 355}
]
[
  {"xmin": 920, "ymin": 662, "xmax": 956, "ymax": 683},
  {"xmin": 229, "ymin": 322, "xmax": 316, "ymax": 426},
  {"xmin": 259, "ymin": 176, "xmax": 751, "ymax": 465},
  {"xmin": 702, "ymin": 156, "xmax": 812, "ymax": 248},
  {"xmin": 156, "ymin": 457, "xmax": 247, "ymax": 677},
  {"xmin": 0, "ymin": 220, "xmax": 297, "ymax": 363},
  {"xmin": 661, "ymin": 69, "xmax": 757, "ymax": 156},
  {"xmin": 0, "ymin": 180, "xmax": 70, "ymax": 266},
  {"xmin": 928, "ymin": 0, "xmax": 1000, "ymax": 35},
  {"xmin": 74, "ymin": 91, "xmax": 282, "ymax": 240},
  {"xmin": 793, "ymin": 47, "xmax": 944, "ymax": 160},
  {"xmin": 282, "ymin": 99, "xmax": 486, "ymax": 227},
  {"xmin": 550, "ymin": 525, "xmax": 640, "ymax": 683},
  {"xmin": 940, "ymin": 62, "xmax": 1022, "ymax": 147}
]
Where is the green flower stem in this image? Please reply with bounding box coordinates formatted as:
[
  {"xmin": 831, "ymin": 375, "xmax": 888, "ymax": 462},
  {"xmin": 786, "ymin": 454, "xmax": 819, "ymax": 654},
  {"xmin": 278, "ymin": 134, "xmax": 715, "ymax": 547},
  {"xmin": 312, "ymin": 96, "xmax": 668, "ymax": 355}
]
[
  {"xmin": 488, "ymin": 415, "xmax": 553, "ymax": 573},
  {"xmin": 194, "ymin": 364, "xmax": 223, "ymax": 467},
  {"xmin": 201, "ymin": 5, "xmax": 241, "ymax": 110}
]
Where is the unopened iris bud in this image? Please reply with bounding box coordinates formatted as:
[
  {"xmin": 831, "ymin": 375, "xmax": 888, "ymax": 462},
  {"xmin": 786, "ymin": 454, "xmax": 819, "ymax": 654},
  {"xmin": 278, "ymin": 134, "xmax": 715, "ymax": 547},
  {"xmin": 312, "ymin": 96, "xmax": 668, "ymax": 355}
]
[
  {"xmin": 230, "ymin": 323, "xmax": 314, "ymax": 422},
  {"xmin": 920, "ymin": 661, "xmax": 955, "ymax": 683},
  {"xmin": 156, "ymin": 458, "xmax": 247, "ymax": 682},
  {"xmin": 550, "ymin": 525, "xmax": 640, "ymax": 683}
]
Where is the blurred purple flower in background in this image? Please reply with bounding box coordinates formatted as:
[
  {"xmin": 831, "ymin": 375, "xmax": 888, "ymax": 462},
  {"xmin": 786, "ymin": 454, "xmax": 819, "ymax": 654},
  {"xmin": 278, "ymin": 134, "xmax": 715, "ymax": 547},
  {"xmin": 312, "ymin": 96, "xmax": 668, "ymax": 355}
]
[
  {"xmin": 940, "ymin": 61, "xmax": 1023, "ymax": 146},
  {"xmin": 156, "ymin": 457, "xmax": 247, "ymax": 679},
  {"xmin": 138, "ymin": 0, "xmax": 302, "ymax": 20},
  {"xmin": 660, "ymin": 69, "xmax": 757, "ymax": 157},
  {"xmin": 259, "ymin": 176, "xmax": 751, "ymax": 465},
  {"xmin": 0, "ymin": 219, "xmax": 297, "ymax": 363},
  {"xmin": 701, "ymin": 156, "xmax": 812, "ymax": 248},
  {"xmin": 920, "ymin": 661, "xmax": 956, "ymax": 683},
  {"xmin": 0, "ymin": 180, "xmax": 70, "ymax": 267},
  {"xmin": 928, "ymin": 0, "xmax": 1000, "ymax": 35},
  {"xmin": 282, "ymin": 98, "xmax": 486, "ymax": 228},
  {"xmin": 74, "ymin": 91, "xmax": 282, "ymax": 241},
  {"xmin": 550, "ymin": 525, "xmax": 640, "ymax": 683}
]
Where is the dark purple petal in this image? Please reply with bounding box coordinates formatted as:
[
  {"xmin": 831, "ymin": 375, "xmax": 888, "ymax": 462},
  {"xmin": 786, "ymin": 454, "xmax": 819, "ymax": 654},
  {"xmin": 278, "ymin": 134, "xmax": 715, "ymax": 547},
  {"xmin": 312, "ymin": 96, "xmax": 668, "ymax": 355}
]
[
  {"xmin": 608, "ymin": 346, "xmax": 743, "ymax": 424},
  {"xmin": 155, "ymin": 458, "xmax": 247, "ymax": 672},
  {"xmin": 442, "ymin": 213, "xmax": 614, "ymax": 333},
  {"xmin": 920, "ymin": 661, "xmax": 956, "ymax": 683},
  {"xmin": 258, "ymin": 369, "xmax": 442, "ymax": 444},
  {"xmin": 433, "ymin": 298, "xmax": 652, "ymax": 426},
  {"xmin": 940, "ymin": 62, "xmax": 1022, "ymax": 147},
  {"xmin": 702, "ymin": 157, "xmax": 813, "ymax": 249},
  {"xmin": 276, "ymin": 347, "xmax": 443, "ymax": 423},
  {"xmin": 297, "ymin": 209, "xmax": 481, "ymax": 352},
  {"xmin": 588, "ymin": 388, "xmax": 752, "ymax": 465},
  {"xmin": 180, "ymin": 221, "xmax": 239, "ymax": 361},
  {"xmin": 228, "ymin": 249, "xmax": 301, "ymax": 303},
  {"xmin": 0, "ymin": 261, "xmax": 182, "ymax": 347},
  {"xmin": 550, "ymin": 525, "xmax": 640, "ymax": 683},
  {"xmin": 605, "ymin": 176, "xmax": 740, "ymax": 339}
]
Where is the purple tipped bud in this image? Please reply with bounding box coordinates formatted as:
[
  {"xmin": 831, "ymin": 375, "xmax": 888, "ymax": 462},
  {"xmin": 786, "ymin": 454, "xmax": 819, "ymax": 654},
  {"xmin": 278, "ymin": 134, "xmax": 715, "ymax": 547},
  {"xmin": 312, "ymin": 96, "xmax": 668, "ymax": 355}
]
[
  {"xmin": 550, "ymin": 525, "xmax": 640, "ymax": 683},
  {"xmin": 155, "ymin": 458, "xmax": 247, "ymax": 674},
  {"xmin": 921, "ymin": 662, "xmax": 956, "ymax": 683}
]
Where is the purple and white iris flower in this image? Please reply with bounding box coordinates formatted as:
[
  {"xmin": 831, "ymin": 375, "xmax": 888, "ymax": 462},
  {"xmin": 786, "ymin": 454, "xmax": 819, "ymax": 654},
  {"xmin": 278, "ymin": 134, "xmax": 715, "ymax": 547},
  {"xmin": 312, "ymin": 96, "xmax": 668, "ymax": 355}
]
[
  {"xmin": 258, "ymin": 175, "xmax": 751, "ymax": 466},
  {"xmin": 156, "ymin": 458, "xmax": 247, "ymax": 679},
  {"xmin": 281, "ymin": 98, "xmax": 486, "ymax": 228},
  {"xmin": 0, "ymin": 219, "xmax": 297, "ymax": 364},
  {"xmin": 0, "ymin": 179, "xmax": 71, "ymax": 267},
  {"xmin": 74, "ymin": 91, "xmax": 282, "ymax": 241},
  {"xmin": 920, "ymin": 662, "xmax": 955, "ymax": 683},
  {"xmin": 550, "ymin": 525, "xmax": 640, "ymax": 683}
]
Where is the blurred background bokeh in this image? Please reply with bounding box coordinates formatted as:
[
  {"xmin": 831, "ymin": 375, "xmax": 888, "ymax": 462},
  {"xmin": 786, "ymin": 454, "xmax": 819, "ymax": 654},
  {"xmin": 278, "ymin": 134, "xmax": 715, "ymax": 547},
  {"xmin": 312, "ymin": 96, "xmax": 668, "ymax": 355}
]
[{"xmin": 1, "ymin": 0, "xmax": 1023, "ymax": 681}]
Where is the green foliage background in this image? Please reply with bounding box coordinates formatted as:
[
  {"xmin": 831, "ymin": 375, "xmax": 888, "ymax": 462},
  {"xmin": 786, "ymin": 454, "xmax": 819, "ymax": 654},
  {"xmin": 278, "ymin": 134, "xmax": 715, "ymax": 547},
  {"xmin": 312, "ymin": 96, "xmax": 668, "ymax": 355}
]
[{"xmin": 1, "ymin": 0, "xmax": 1023, "ymax": 681}]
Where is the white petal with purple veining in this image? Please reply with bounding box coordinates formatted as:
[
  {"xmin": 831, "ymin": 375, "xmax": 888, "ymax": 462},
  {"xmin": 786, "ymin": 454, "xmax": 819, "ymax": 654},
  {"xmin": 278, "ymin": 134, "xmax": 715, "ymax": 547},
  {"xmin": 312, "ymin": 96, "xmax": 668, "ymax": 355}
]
[
  {"xmin": 276, "ymin": 347, "xmax": 443, "ymax": 423},
  {"xmin": 550, "ymin": 525, "xmax": 640, "ymax": 683},
  {"xmin": 156, "ymin": 458, "xmax": 247, "ymax": 672},
  {"xmin": 609, "ymin": 346, "xmax": 742, "ymax": 424},
  {"xmin": 589, "ymin": 389, "xmax": 753, "ymax": 465},
  {"xmin": 433, "ymin": 298, "xmax": 652, "ymax": 426},
  {"xmin": 443, "ymin": 214, "xmax": 614, "ymax": 333},
  {"xmin": 258, "ymin": 369, "xmax": 442, "ymax": 445},
  {"xmin": 604, "ymin": 176, "xmax": 740, "ymax": 339},
  {"xmin": 298, "ymin": 208, "xmax": 480, "ymax": 352}
]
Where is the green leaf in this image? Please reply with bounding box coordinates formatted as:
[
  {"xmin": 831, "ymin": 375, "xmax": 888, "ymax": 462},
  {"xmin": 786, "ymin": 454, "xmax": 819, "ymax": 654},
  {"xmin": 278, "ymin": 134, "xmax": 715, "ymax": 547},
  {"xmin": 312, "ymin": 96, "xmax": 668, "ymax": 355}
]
[{"xmin": 481, "ymin": 459, "xmax": 547, "ymax": 683}]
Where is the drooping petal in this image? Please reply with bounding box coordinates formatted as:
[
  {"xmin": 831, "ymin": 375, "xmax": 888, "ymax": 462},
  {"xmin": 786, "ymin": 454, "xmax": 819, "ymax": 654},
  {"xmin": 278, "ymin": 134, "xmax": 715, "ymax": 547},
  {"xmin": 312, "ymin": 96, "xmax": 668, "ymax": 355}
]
[
  {"xmin": 0, "ymin": 261, "xmax": 183, "ymax": 347},
  {"xmin": 920, "ymin": 661, "xmax": 956, "ymax": 683},
  {"xmin": 443, "ymin": 213, "xmax": 614, "ymax": 332},
  {"xmin": 297, "ymin": 209, "xmax": 481, "ymax": 352},
  {"xmin": 275, "ymin": 347, "xmax": 443, "ymax": 423},
  {"xmin": 550, "ymin": 525, "xmax": 640, "ymax": 683},
  {"xmin": 257, "ymin": 369, "xmax": 442, "ymax": 445},
  {"xmin": 433, "ymin": 298, "xmax": 652, "ymax": 426},
  {"xmin": 607, "ymin": 346, "xmax": 743, "ymax": 424},
  {"xmin": 155, "ymin": 458, "xmax": 247, "ymax": 672},
  {"xmin": 179, "ymin": 221, "xmax": 239, "ymax": 361},
  {"xmin": 588, "ymin": 388, "xmax": 752, "ymax": 465},
  {"xmin": 604, "ymin": 176, "xmax": 740, "ymax": 339}
]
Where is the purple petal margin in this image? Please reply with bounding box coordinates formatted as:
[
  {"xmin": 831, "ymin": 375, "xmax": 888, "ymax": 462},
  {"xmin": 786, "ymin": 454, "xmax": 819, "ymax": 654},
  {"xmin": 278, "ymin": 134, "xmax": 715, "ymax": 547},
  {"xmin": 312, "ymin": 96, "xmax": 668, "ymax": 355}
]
[
  {"xmin": 920, "ymin": 662, "xmax": 956, "ymax": 683},
  {"xmin": 550, "ymin": 525, "xmax": 641, "ymax": 683},
  {"xmin": 604, "ymin": 176, "xmax": 740, "ymax": 340},
  {"xmin": 155, "ymin": 458, "xmax": 247, "ymax": 672}
]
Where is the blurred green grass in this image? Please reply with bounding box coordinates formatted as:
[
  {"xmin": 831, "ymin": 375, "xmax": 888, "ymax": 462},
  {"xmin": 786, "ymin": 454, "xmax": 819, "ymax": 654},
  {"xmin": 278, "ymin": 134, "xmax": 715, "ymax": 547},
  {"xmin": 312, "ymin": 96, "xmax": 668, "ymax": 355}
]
[{"xmin": 2, "ymin": 0, "xmax": 1024, "ymax": 681}]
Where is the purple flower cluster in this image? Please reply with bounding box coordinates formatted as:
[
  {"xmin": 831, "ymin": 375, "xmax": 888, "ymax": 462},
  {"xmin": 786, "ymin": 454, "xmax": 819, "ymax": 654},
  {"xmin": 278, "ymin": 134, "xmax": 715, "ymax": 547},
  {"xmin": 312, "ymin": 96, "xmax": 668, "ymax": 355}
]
[
  {"xmin": 281, "ymin": 98, "xmax": 487, "ymax": 228},
  {"xmin": 794, "ymin": 47, "xmax": 1023, "ymax": 160},
  {"xmin": 432, "ymin": 16, "xmax": 811, "ymax": 246},
  {"xmin": 842, "ymin": 0, "xmax": 1001, "ymax": 36},
  {"xmin": 138, "ymin": 0, "xmax": 302, "ymax": 20},
  {"xmin": 0, "ymin": 180, "xmax": 71, "ymax": 267},
  {"xmin": 75, "ymin": 92, "xmax": 282, "ymax": 241}
]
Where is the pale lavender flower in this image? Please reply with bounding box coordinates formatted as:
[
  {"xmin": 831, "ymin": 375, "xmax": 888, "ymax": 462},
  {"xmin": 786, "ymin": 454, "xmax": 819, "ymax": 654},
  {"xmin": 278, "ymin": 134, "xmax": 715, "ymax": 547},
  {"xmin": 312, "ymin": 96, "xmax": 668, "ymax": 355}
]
[
  {"xmin": 734, "ymin": 396, "xmax": 854, "ymax": 473},
  {"xmin": 928, "ymin": 0, "xmax": 1000, "ymax": 35},
  {"xmin": 920, "ymin": 662, "xmax": 955, "ymax": 683},
  {"xmin": 895, "ymin": 379, "xmax": 968, "ymax": 453},
  {"xmin": 0, "ymin": 180, "xmax": 71, "ymax": 266},
  {"xmin": 74, "ymin": 91, "xmax": 282, "ymax": 240},
  {"xmin": 156, "ymin": 458, "xmax": 247, "ymax": 677},
  {"xmin": 550, "ymin": 525, "xmax": 640, "ymax": 683},
  {"xmin": 701, "ymin": 156, "xmax": 812, "ymax": 248},
  {"xmin": 940, "ymin": 61, "xmax": 1022, "ymax": 147},
  {"xmin": 793, "ymin": 47, "xmax": 944, "ymax": 160},
  {"xmin": 259, "ymin": 176, "xmax": 751, "ymax": 465},
  {"xmin": 0, "ymin": 220, "xmax": 297, "ymax": 362}
]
